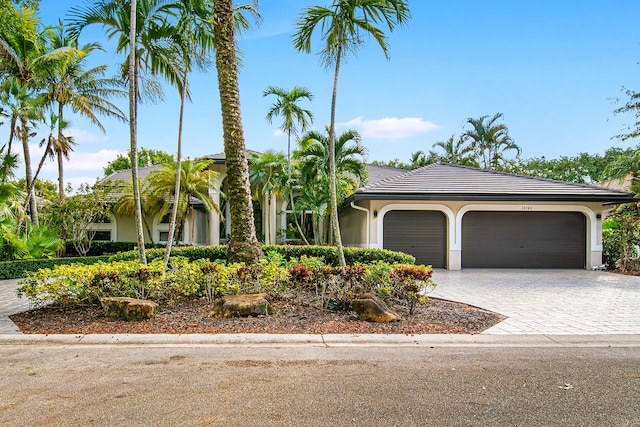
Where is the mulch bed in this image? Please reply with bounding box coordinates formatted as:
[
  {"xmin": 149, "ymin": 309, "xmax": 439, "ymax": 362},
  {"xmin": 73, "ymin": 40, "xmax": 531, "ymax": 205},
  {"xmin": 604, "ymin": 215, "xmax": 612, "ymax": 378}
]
[{"xmin": 10, "ymin": 291, "xmax": 505, "ymax": 335}]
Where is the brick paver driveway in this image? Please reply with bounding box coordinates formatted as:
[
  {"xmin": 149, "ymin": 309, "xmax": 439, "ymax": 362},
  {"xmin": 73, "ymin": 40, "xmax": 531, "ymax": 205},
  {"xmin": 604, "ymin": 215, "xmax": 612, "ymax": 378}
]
[{"xmin": 431, "ymin": 269, "xmax": 640, "ymax": 334}]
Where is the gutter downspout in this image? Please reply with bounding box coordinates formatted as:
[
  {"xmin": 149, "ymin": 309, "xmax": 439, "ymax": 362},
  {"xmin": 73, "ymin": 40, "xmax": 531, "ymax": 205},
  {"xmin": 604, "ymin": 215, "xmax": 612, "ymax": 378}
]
[{"xmin": 350, "ymin": 201, "xmax": 370, "ymax": 249}]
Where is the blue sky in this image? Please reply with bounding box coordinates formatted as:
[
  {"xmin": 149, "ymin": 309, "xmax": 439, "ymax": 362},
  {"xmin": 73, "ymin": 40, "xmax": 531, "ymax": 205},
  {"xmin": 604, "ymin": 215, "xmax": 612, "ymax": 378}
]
[{"xmin": 23, "ymin": 0, "xmax": 640, "ymax": 190}]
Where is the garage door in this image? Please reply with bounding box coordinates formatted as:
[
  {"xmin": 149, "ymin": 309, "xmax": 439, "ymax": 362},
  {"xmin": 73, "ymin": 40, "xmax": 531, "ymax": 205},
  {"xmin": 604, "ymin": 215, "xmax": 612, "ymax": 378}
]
[
  {"xmin": 383, "ymin": 210, "xmax": 446, "ymax": 268},
  {"xmin": 462, "ymin": 211, "xmax": 586, "ymax": 268}
]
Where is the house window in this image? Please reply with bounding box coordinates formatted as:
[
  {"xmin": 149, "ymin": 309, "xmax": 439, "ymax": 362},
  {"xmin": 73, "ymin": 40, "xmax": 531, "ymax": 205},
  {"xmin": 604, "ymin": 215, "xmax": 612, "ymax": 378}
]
[{"xmin": 93, "ymin": 231, "xmax": 111, "ymax": 241}]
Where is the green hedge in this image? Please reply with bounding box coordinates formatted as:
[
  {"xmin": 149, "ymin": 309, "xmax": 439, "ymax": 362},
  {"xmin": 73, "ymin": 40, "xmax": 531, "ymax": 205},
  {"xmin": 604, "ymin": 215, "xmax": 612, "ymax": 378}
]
[
  {"xmin": 109, "ymin": 245, "xmax": 415, "ymax": 266},
  {"xmin": 64, "ymin": 241, "xmax": 165, "ymax": 257},
  {"xmin": 0, "ymin": 256, "xmax": 111, "ymax": 280}
]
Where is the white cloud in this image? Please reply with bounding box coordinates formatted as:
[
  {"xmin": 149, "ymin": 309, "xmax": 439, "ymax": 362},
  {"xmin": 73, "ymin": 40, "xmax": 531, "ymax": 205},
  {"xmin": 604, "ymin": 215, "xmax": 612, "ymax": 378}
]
[
  {"xmin": 341, "ymin": 116, "xmax": 439, "ymax": 139},
  {"xmin": 272, "ymin": 128, "xmax": 285, "ymax": 137},
  {"xmin": 25, "ymin": 144, "xmax": 124, "ymax": 180},
  {"xmin": 66, "ymin": 128, "xmax": 109, "ymax": 144}
]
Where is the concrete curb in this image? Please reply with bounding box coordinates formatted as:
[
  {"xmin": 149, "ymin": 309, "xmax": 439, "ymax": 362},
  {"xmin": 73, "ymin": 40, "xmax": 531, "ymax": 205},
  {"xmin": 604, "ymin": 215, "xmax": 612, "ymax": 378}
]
[{"xmin": 2, "ymin": 333, "xmax": 640, "ymax": 347}]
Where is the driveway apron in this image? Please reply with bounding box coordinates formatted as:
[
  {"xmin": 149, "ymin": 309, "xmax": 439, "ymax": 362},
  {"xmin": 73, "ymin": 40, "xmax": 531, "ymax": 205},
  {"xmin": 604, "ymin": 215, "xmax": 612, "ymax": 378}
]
[
  {"xmin": 0, "ymin": 279, "xmax": 29, "ymax": 334},
  {"xmin": 431, "ymin": 269, "xmax": 640, "ymax": 335}
]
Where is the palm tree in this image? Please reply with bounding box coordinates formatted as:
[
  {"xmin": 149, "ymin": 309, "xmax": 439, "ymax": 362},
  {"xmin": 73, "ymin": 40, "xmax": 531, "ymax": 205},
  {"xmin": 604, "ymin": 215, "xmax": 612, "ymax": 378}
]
[
  {"xmin": 0, "ymin": 5, "xmax": 71, "ymax": 226},
  {"xmin": 147, "ymin": 158, "xmax": 220, "ymax": 244},
  {"xmin": 295, "ymin": 128, "xmax": 367, "ymax": 244},
  {"xmin": 462, "ymin": 113, "xmax": 521, "ymax": 170},
  {"xmin": 69, "ymin": 0, "xmax": 182, "ymax": 264},
  {"xmin": 161, "ymin": 0, "xmax": 218, "ymax": 266},
  {"xmin": 248, "ymin": 151, "xmax": 287, "ymax": 245},
  {"xmin": 293, "ymin": 0, "xmax": 410, "ymax": 267},
  {"xmin": 212, "ymin": 0, "xmax": 262, "ymax": 263},
  {"xmin": 430, "ymin": 135, "xmax": 478, "ymax": 166},
  {"xmin": 113, "ymin": 176, "xmax": 161, "ymax": 243},
  {"xmin": 263, "ymin": 85, "xmax": 313, "ymax": 244},
  {"xmin": 44, "ymin": 23, "xmax": 127, "ymax": 201}
]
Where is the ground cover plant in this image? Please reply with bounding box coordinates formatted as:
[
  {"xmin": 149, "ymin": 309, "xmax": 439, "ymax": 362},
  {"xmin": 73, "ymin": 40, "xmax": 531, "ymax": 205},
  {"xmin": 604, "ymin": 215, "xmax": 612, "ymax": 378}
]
[{"xmin": 12, "ymin": 247, "xmax": 505, "ymax": 334}]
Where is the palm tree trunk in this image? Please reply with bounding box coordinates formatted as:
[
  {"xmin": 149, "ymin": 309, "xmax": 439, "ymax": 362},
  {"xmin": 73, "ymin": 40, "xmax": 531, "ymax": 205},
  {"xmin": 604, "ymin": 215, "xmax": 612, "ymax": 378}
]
[
  {"xmin": 163, "ymin": 67, "xmax": 188, "ymax": 268},
  {"xmin": 213, "ymin": 0, "xmax": 262, "ymax": 264},
  {"xmin": 129, "ymin": 0, "xmax": 147, "ymax": 265},
  {"xmin": 7, "ymin": 115, "xmax": 16, "ymax": 155},
  {"xmin": 286, "ymin": 129, "xmax": 309, "ymax": 245},
  {"xmin": 20, "ymin": 114, "xmax": 38, "ymax": 226},
  {"xmin": 329, "ymin": 47, "xmax": 346, "ymax": 267},
  {"xmin": 57, "ymin": 102, "xmax": 65, "ymax": 201}
]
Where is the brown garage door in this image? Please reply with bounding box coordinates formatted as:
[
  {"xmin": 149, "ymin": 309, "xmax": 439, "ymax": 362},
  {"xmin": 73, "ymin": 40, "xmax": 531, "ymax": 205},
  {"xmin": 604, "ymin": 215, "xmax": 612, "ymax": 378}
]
[
  {"xmin": 462, "ymin": 211, "xmax": 586, "ymax": 268},
  {"xmin": 383, "ymin": 210, "xmax": 446, "ymax": 268}
]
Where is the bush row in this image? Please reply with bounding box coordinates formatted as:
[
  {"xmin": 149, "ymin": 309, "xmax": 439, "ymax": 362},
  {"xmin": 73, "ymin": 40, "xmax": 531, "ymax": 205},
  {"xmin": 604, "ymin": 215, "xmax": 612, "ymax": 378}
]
[
  {"xmin": 17, "ymin": 257, "xmax": 435, "ymax": 315},
  {"xmin": 108, "ymin": 245, "xmax": 416, "ymax": 266},
  {"xmin": 0, "ymin": 256, "xmax": 111, "ymax": 280},
  {"xmin": 63, "ymin": 241, "xmax": 165, "ymax": 257}
]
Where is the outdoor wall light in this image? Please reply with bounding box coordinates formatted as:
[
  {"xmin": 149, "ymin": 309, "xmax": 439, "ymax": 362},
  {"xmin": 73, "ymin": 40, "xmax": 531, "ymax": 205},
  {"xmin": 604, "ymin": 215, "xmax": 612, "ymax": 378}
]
[{"xmin": 373, "ymin": 210, "xmax": 378, "ymax": 218}]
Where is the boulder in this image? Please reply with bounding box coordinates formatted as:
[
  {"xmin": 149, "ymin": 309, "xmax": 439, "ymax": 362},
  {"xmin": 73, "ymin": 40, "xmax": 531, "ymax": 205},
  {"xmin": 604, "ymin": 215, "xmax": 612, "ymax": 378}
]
[
  {"xmin": 211, "ymin": 293, "xmax": 270, "ymax": 318},
  {"xmin": 101, "ymin": 297, "xmax": 158, "ymax": 321},
  {"xmin": 352, "ymin": 293, "xmax": 402, "ymax": 323}
]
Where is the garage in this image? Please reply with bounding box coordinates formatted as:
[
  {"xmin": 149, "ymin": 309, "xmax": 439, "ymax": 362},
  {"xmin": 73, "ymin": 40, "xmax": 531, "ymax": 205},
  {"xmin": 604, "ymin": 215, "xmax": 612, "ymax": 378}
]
[
  {"xmin": 383, "ymin": 210, "xmax": 447, "ymax": 268},
  {"xmin": 462, "ymin": 211, "xmax": 586, "ymax": 268}
]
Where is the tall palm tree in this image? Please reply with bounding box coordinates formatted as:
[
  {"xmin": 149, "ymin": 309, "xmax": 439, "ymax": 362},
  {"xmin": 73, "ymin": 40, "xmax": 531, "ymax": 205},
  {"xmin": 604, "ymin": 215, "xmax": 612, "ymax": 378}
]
[
  {"xmin": 212, "ymin": 0, "xmax": 262, "ymax": 263},
  {"xmin": 69, "ymin": 0, "xmax": 182, "ymax": 264},
  {"xmin": 0, "ymin": 5, "xmax": 72, "ymax": 226},
  {"xmin": 44, "ymin": 23, "xmax": 127, "ymax": 201},
  {"xmin": 462, "ymin": 113, "xmax": 520, "ymax": 170},
  {"xmin": 263, "ymin": 85, "xmax": 313, "ymax": 244},
  {"xmin": 430, "ymin": 135, "xmax": 478, "ymax": 166},
  {"xmin": 147, "ymin": 158, "xmax": 220, "ymax": 244},
  {"xmin": 295, "ymin": 128, "xmax": 367, "ymax": 244},
  {"xmin": 293, "ymin": 0, "xmax": 410, "ymax": 267}
]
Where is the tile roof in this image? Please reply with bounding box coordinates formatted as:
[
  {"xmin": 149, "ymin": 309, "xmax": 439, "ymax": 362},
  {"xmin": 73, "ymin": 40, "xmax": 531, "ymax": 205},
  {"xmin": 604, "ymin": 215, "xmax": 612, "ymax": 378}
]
[
  {"xmin": 352, "ymin": 163, "xmax": 637, "ymax": 203},
  {"xmin": 366, "ymin": 164, "xmax": 407, "ymax": 185}
]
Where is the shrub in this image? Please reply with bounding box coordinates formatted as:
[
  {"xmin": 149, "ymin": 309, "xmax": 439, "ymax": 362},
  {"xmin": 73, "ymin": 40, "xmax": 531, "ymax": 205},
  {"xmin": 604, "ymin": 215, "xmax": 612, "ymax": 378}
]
[
  {"xmin": 108, "ymin": 245, "xmax": 414, "ymax": 266},
  {"xmin": 0, "ymin": 256, "xmax": 111, "ymax": 280}
]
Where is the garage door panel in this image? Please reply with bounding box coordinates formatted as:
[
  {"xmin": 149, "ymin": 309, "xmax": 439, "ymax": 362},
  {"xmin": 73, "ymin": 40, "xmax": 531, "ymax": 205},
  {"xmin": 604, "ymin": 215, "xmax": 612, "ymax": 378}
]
[
  {"xmin": 462, "ymin": 211, "xmax": 585, "ymax": 269},
  {"xmin": 383, "ymin": 210, "xmax": 446, "ymax": 268}
]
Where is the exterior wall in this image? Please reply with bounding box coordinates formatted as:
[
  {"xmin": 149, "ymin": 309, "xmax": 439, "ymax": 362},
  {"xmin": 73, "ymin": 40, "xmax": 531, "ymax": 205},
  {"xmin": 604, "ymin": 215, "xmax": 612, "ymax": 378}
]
[
  {"xmin": 115, "ymin": 214, "xmax": 150, "ymax": 243},
  {"xmin": 340, "ymin": 203, "xmax": 369, "ymax": 247},
  {"xmin": 360, "ymin": 199, "xmax": 605, "ymax": 270}
]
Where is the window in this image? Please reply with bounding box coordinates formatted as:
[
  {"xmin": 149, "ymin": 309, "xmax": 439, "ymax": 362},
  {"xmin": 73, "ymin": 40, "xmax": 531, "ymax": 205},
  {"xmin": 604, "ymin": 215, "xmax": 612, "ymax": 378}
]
[{"xmin": 93, "ymin": 231, "xmax": 111, "ymax": 241}]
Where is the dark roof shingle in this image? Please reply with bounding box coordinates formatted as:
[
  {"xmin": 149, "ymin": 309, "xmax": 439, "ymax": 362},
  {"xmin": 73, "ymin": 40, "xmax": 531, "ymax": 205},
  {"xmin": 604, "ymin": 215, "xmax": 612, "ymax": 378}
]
[{"xmin": 353, "ymin": 163, "xmax": 636, "ymax": 204}]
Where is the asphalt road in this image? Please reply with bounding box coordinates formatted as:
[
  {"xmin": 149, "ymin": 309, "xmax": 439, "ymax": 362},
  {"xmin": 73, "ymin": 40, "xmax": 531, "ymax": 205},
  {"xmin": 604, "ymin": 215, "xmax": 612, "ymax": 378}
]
[{"xmin": 1, "ymin": 341, "xmax": 639, "ymax": 426}]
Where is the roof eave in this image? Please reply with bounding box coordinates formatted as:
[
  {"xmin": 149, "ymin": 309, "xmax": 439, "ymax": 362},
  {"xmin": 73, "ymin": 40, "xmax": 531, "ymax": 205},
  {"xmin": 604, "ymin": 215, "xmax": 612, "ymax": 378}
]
[{"xmin": 350, "ymin": 192, "xmax": 639, "ymax": 204}]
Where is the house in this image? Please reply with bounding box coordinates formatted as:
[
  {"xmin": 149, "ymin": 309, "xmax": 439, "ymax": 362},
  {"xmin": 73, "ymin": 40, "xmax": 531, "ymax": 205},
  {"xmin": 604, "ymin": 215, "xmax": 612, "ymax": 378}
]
[
  {"xmin": 98, "ymin": 157, "xmax": 636, "ymax": 270},
  {"xmin": 340, "ymin": 163, "xmax": 636, "ymax": 270},
  {"xmin": 98, "ymin": 151, "xmax": 287, "ymax": 246}
]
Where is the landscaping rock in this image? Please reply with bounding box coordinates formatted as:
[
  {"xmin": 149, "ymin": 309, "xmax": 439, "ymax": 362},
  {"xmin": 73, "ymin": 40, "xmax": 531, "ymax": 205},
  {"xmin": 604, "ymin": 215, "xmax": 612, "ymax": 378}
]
[
  {"xmin": 352, "ymin": 293, "xmax": 403, "ymax": 323},
  {"xmin": 101, "ymin": 297, "xmax": 158, "ymax": 321},
  {"xmin": 211, "ymin": 293, "xmax": 270, "ymax": 318}
]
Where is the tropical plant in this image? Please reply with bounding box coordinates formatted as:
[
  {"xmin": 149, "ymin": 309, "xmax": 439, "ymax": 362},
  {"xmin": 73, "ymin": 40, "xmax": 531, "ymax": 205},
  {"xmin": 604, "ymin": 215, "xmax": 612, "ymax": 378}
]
[
  {"xmin": 44, "ymin": 22, "xmax": 127, "ymax": 200},
  {"xmin": 263, "ymin": 85, "xmax": 313, "ymax": 244},
  {"xmin": 146, "ymin": 158, "xmax": 220, "ymax": 244},
  {"xmin": 44, "ymin": 182, "xmax": 113, "ymax": 256},
  {"xmin": 212, "ymin": 0, "xmax": 262, "ymax": 263},
  {"xmin": 69, "ymin": 0, "xmax": 183, "ymax": 264},
  {"xmin": 462, "ymin": 113, "xmax": 521, "ymax": 170},
  {"xmin": 430, "ymin": 135, "xmax": 478, "ymax": 166},
  {"xmin": 295, "ymin": 127, "xmax": 368, "ymax": 244},
  {"xmin": 293, "ymin": 0, "xmax": 411, "ymax": 267},
  {"xmin": 248, "ymin": 150, "xmax": 287, "ymax": 245},
  {"xmin": 603, "ymin": 148, "xmax": 640, "ymax": 195},
  {"xmin": 103, "ymin": 148, "xmax": 174, "ymax": 176},
  {"xmin": 0, "ymin": 4, "xmax": 73, "ymax": 226}
]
